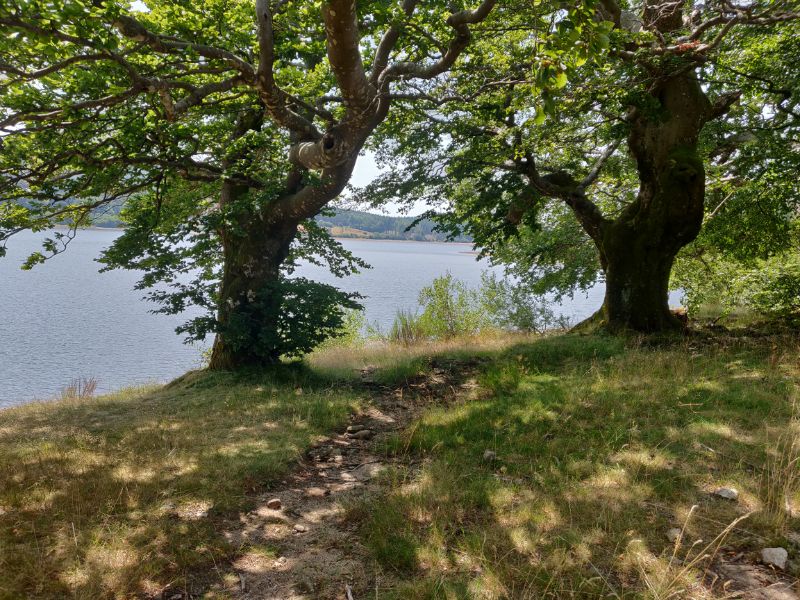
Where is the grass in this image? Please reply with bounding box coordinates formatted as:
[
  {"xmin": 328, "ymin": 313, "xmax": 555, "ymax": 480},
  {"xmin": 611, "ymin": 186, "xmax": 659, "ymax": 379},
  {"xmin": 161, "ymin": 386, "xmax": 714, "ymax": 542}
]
[
  {"xmin": 0, "ymin": 366, "xmax": 360, "ymax": 599},
  {"xmin": 347, "ymin": 332, "xmax": 800, "ymax": 598},
  {"xmin": 308, "ymin": 330, "xmax": 536, "ymax": 386},
  {"xmin": 3, "ymin": 330, "xmax": 800, "ymax": 599}
]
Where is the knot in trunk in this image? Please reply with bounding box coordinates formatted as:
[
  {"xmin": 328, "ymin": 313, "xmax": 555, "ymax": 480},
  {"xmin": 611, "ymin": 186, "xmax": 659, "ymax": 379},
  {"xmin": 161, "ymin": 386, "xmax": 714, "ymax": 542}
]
[{"xmin": 289, "ymin": 131, "xmax": 350, "ymax": 170}]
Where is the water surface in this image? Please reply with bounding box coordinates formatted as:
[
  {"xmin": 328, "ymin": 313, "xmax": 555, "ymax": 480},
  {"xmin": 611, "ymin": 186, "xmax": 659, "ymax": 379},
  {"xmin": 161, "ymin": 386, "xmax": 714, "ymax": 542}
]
[{"xmin": 1, "ymin": 229, "xmax": 616, "ymax": 406}]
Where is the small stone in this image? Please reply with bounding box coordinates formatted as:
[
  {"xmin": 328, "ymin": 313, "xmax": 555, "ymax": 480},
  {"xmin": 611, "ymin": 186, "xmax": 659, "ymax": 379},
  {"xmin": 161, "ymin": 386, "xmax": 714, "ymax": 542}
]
[
  {"xmin": 666, "ymin": 528, "xmax": 682, "ymax": 543},
  {"xmin": 346, "ymin": 424, "xmax": 366, "ymax": 433},
  {"xmin": 713, "ymin": 487, "xmax": 738, "ymax": 501},
  {"xmin": 349, "ymin": 429, "xmax": 373, "ymax": 440},
  {"xmin": 483, "ymin": 450, "xmax": 497, "ymax": 461},
  {"xmin": 761, "ymin": 547, "xmax": 789, "ymax": 570},
  {"xmin": 293, "ymin": 523, "xmax": 308, "ymax": 533},
  {"xmin": 266, "ymin": 498, "xmax": 282, "ymax": 510}
]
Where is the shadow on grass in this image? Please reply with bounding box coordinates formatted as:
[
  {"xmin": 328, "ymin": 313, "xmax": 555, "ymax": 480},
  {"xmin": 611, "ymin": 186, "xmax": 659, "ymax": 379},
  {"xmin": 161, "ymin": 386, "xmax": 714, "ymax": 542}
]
[
  {"xmin": 352, "ymin": 333, "xmax": 800, "ymax": 598},
  {"xmin": 0, "ymin": 364, "xmax": 362, "ymax": 599}
]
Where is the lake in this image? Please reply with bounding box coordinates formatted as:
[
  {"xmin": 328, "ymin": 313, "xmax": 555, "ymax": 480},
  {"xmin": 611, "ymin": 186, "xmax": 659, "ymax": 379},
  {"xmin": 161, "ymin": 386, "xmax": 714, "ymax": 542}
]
[{"xmin": 1, "ymin": 229, "xmax": 618, "ymax": 407}]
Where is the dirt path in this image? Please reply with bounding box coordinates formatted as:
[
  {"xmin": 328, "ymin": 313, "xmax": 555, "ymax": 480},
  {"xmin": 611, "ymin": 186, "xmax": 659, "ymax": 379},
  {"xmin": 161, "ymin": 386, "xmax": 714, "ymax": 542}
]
[{"xmin": 204, "ymin": 364, "xmax": 472, "ymax": 600}]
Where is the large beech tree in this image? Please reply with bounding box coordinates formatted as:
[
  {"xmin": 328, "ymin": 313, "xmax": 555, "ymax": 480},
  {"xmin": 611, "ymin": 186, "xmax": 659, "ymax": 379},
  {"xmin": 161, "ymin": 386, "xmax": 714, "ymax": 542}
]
[
  {"xmin": 366, "ymin": 0, "xmax": 799, "ymax": 331},
  {"xmin": 0, "ymin": 0, "xmax": 495, "ymax": 368}
]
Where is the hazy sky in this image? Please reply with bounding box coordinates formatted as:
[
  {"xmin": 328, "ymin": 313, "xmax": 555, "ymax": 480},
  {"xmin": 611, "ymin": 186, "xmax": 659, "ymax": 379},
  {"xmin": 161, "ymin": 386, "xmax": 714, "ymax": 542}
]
[{"xmin": 346, "ymin": 150, "xmax": 430, "ymax": 217}]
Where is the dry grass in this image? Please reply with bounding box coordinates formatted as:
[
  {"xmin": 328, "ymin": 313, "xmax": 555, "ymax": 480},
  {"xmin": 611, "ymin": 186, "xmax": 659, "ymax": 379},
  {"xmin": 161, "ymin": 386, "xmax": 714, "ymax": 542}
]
[
  {"xmin": 0, "ymin": 367, "xmax": 360, "ymax": 599},
  {"xmin": 760, "ymin": 403, "xmax": 800, "ymax": 532},
  {"xmin": 3, "ymin": 331, "xmax": 800, "ymax": 599},
  {"xmin": 59, "ymin": 376, "xmax": 98, "ymax": 401},
  {"xmin": 309, "ymin": 330, "xmax": 537, "ymax": 384}
]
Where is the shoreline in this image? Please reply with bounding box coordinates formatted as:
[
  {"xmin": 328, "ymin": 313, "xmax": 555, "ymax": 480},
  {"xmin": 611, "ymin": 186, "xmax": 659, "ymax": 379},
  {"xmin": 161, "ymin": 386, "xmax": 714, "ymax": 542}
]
[{"xmin": 60, "ymin": 226, "xmax": 475, "ymax": 245}]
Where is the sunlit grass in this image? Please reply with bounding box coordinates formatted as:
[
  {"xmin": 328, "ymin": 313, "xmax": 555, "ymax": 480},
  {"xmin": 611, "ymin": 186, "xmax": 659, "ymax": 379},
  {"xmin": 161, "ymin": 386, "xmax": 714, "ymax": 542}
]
[
  {"xmin": 308, "ymin": 330, "xmax": 537, "ymax": 385},
  {"xmin": 350, "ymin": 333, "xmax": 800, "ymax": 598},
  {"xmin": 0, "ymin": 367, "xmax": 360, "ymax": 599},
  {"xmin": 3, "ymin": 331, "xmax": 799, "ymax": 598}
]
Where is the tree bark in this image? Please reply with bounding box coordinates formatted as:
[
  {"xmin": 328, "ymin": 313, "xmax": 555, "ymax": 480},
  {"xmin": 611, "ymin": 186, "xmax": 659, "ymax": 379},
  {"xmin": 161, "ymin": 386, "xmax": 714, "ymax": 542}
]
[
  {"xmin": 208, "ymin": 182, "xmax": 299, "ymax": 370},
  {"xmin": 593, "ymin": 70, "xmax": 711, "ymax": 332}
]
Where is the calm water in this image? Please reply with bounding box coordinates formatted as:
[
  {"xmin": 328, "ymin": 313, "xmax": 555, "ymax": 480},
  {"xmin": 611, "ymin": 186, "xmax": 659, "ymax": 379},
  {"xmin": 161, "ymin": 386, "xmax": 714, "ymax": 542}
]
[{"xmin": 1, "ymin": 229, "xmax": 615, "ymax": 407}]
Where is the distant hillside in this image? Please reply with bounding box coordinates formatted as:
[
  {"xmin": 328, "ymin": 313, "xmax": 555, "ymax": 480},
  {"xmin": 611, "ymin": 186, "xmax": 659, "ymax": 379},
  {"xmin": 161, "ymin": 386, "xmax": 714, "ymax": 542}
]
[
  {"xmin": 315, "ymin": 209, "xmax": 469, "ymax": 242},
  {"xmin": 90, "ymin": 205, "xmax": 469, "ymax": 242}
]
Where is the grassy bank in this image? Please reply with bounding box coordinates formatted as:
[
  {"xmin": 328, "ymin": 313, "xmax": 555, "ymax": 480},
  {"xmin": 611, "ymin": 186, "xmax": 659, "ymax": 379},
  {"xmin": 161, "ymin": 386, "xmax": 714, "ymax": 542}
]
[
  {"xmin": 1, "ymin": 331, "xmax": 799, "ymax": 598},
  {"xmin": 0, "ymin": 367, "xmax": 360, "ymax": 599},
  {"xmin": 349, "ymin": 333, "xmax": 800, "ymax": 598}
]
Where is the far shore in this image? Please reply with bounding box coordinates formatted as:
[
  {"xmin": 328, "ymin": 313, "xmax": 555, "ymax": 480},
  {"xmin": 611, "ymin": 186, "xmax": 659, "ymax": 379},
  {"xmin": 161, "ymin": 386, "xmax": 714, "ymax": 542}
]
[{"xmin": 66, "ymin": 225, "xmax": 476, "ymax": 246}]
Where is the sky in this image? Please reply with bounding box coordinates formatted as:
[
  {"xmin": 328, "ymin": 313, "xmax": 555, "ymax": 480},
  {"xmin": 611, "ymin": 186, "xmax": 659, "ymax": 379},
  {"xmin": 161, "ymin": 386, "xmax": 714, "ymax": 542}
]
[{"xmin": 346, "ymin": 150, "xmax": 430, "ymax": 217}]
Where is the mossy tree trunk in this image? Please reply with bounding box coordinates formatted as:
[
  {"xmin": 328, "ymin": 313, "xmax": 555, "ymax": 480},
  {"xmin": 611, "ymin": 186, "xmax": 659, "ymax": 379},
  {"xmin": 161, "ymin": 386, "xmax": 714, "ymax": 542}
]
[
  {"xmin": 208, "ymin": 182, "xmax": 300, "ymax": 370},
  {"xmin": 562, "ymin": 63, "xmax": 740, "ymax": 333},
  {"xmin": 595, "ymin": 71, "xmax": 710, "ymax": 331}
]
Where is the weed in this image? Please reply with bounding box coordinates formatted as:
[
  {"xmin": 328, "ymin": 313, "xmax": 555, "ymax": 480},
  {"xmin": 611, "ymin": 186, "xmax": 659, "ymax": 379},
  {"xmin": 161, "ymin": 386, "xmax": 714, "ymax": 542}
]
[{"xmin": 59, "ymin": 376, "xmax": 98, "ymax": 400}]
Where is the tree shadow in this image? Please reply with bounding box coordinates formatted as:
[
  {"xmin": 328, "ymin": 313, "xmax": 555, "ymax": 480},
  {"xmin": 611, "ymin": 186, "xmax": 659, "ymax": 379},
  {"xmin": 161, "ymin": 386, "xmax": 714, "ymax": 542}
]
[
  {"xmin": 354, "ymin": 333, "xmax": 800, "ymax": 598},
  {"xmin": 0, "ymin": 364, "xmax": 362, "ymax": 598}
]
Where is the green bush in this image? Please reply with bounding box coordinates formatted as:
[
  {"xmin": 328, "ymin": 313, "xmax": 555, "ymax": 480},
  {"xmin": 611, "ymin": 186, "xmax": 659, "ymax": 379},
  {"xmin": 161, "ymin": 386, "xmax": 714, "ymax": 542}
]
[
  {"xmin": 479, "ymin": 272, "xmax": 565, "ymax": 332},
  {"xmin": 417, "ymin": 272, "xmax": 491, "ymax": 339},
  {"xmin": 745, "ymin": 256, "xmax": 800, "ymax": 318},
  {"xmin": 674, "ymin": 250, "xmax": 800, "ymax": 321},
  {"xmin": 317, "ymin": 308, "xmax": 367, "ymax": 350},
  {"xmin": 183, "ymin": 277, "xmax": 362, "ymax": 361}
]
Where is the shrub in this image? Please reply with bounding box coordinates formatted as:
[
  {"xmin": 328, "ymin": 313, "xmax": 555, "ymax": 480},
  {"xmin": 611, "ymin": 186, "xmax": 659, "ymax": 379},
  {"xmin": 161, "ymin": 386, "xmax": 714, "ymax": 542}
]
[
  {"xmin": 417, "ymin": 272, "xmax": 490, "ymax": 339},
  {"xmin": 184, "ymin": 277, "xmax": 362, "ymax": 361},
  {"xmin": 674, "ymin": 250, "xmax": 800, "ymax": 321},
  {"xmin": 479, "ymin": 272, "xmax": 566, "ymax": 332},
  {"xmin": 317, "ymin": 308, "xmax": 367, "ymax": 350}
]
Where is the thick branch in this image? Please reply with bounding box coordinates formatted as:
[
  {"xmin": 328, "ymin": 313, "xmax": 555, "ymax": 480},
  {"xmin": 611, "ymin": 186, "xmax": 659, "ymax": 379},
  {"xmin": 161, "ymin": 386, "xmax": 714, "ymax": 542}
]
[
  {"xmin": 323, "ymin": 0, "xmax": 376, "ymax": 118},
  {"xmin": 112, "ymin": 15, "xmax": 255, "ymax": 76},
  {"xmin": 378, "ymin": 0, "xmax": 496, "ymax": 87},
  {"xmin": 254, "ymin": 0, "xmax": 320, "ymax": 138},
  {"xmin": 369, "ymin": 0, "xmax": 420, "ymax": 86}
]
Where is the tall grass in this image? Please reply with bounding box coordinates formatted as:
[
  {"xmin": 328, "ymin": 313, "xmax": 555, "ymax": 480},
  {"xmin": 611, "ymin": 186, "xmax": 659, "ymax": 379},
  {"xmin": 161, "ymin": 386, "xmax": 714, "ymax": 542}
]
[
  {"xmin": 760, "ymin": 403, "xmax": 800, "ymax": 531},
  {"xmin": 388, "ymin": 309, "xmax": 427, "ymax": 345},
  {"xmin": 59, "ymin": 376, "xmax": 98, "ymax": 400}
]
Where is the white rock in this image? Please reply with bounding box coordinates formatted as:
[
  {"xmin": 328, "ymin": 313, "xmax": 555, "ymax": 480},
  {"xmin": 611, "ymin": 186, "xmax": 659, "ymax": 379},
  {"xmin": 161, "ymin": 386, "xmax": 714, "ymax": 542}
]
[
  {"xmin": 713, "ymin": 487, "xmax": 739, "ymax": 501},
  {"xmin": 761, "ymin": 547, "xmax": 788, "ymax": 570},
  {"xmin": 666, "ymin": 528, "xmax": 682, "ymax": 543},
  {"xmin": 483, "ymin": 450, "xmax": 497, "ymax": 461}
]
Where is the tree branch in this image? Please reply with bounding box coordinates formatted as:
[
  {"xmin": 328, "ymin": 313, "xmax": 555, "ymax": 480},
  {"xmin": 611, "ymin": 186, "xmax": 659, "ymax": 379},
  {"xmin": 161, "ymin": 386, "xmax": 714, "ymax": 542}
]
[{"xmin": 254, "ymin": 0, "xmax": 320, "ymax": 138}]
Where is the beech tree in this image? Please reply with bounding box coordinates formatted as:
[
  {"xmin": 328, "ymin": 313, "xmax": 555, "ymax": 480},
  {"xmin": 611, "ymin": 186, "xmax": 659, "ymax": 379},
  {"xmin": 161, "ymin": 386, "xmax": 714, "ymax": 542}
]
[
  {"xmin": 0, "ymin": 0, "xmax": 495, "ymax": 367},
  {"xmin": 365, "ymin": 0, "xmax": 799, "ymax": 331}
]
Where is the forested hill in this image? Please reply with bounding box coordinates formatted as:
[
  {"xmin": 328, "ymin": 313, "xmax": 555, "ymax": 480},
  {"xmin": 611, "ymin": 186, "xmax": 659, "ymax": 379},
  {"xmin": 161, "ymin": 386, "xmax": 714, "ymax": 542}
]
[
  {"xmin": 315, "ymin": 209, "xmax": 469, "ymax": 242},
  {"xmin": 93, "ymin": 207, "xmax": 469, "ymax": 242}
]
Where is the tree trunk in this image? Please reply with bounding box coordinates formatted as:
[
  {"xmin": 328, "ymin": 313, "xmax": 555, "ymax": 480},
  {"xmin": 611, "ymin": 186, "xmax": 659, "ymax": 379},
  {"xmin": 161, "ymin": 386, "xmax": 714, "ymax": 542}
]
[
  {"xmin": 598, "ymin": 220, "xmax": 682, "ymax": 331},
  {"xmin": 594, "ymin": 70, "xmax": 711, "ymax": 332},
  {"xmin": 208, "ymin": 183, "xmax": 299, "ymax": 370}
]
